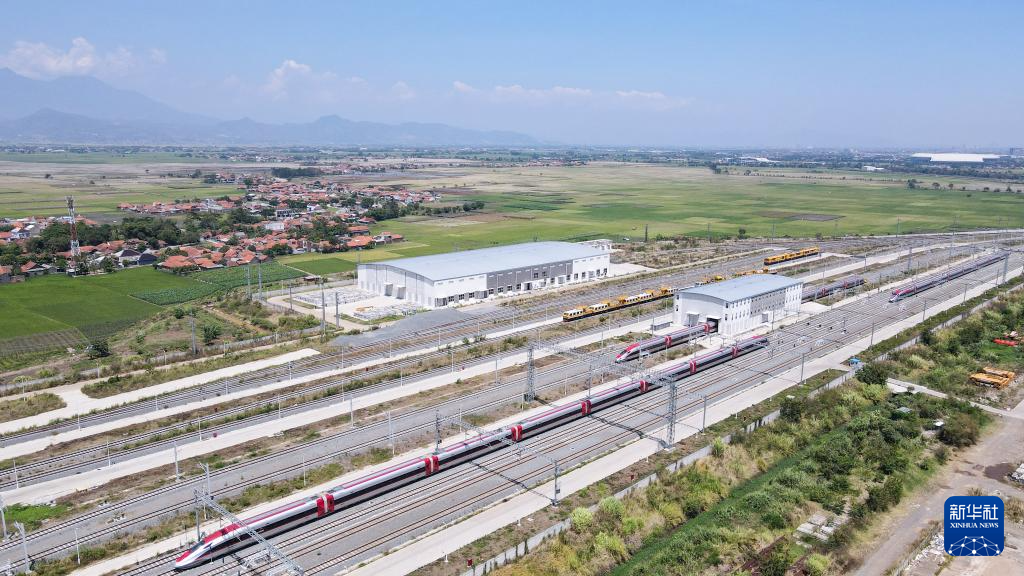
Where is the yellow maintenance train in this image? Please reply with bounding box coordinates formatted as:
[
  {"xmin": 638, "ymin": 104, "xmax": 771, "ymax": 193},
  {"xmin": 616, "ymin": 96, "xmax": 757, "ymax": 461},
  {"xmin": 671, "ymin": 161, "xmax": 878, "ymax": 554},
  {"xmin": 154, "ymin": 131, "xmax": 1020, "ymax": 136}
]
[
  {"xmin": 563, "ymin": 286, "xmax": 672, "ymax": 322},
  {"xmin": 764, "ymin": 246, "xmax": 819, "ymax": 266}
]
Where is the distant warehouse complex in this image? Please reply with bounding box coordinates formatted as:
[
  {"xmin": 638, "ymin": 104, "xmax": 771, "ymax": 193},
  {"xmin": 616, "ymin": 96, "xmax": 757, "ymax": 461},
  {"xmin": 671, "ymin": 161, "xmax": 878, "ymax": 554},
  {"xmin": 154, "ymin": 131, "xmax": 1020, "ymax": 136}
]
[
  {"xmin": 357, "ymin": 241, "xmax": 611, "ymax": 308},
  {"xmin": 674, "ymin": 275, "xmax": 803, "ymax": 337}
]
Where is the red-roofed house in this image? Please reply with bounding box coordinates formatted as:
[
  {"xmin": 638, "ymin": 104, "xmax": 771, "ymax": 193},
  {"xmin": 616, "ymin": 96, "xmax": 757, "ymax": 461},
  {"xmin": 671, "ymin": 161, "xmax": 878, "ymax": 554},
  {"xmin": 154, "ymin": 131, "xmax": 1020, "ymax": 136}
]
[
  {"xmin": 20, "ymin": 261, "xmax": 51, "ymax": 276},
  {"xmin": 346, "ymin": 236, "xmax": 373, "ymax": 249},
  {"xmin": 160, "ymin": 255, "xmax": 194, "ymax": 270}
]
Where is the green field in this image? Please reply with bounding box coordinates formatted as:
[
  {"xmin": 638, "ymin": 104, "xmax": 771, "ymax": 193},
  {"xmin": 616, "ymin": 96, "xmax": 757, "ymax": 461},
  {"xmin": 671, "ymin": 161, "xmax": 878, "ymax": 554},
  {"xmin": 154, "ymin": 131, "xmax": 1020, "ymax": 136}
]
[
  {"xmin": 361, "ymin": 163, "xmax": 1024, "ymax": 255},
  {"xmin": 0, "ymin": 267, "xmax": 209, "ymax": 348},
  {"xmin": 0, "ymin": 172, "xmax": 237, "ymax": 218},
  {"xmin": 4, "ymin": 161, "xmax": 1024, "ymax": 351},
  {"xmin": 281, "ymin": 257, "xmax": 357, "ymax": 276},
  {"xmin": 0, "ymin": 151, "xmax": 214, "ymax": 164}
]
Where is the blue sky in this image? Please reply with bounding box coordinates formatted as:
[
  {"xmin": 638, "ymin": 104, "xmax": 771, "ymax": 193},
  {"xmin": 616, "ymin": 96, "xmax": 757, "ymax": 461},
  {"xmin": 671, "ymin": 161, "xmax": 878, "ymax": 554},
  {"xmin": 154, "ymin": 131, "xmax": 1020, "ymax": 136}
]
[{"xmin": 1, "ymin": 1, "xmax": 1020, "ymax": 147}]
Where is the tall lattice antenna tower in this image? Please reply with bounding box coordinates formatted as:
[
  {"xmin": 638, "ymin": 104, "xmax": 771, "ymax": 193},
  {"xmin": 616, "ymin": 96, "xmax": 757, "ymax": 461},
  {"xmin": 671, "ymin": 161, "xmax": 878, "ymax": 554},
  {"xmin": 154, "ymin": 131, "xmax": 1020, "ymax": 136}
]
[
  {"xmin": 66, "ymin": 195, "xmax": 80, "ymax": 257},
  {"xmin": 66, "ymin": 195, "xmax": 80, "ymax": 274}
]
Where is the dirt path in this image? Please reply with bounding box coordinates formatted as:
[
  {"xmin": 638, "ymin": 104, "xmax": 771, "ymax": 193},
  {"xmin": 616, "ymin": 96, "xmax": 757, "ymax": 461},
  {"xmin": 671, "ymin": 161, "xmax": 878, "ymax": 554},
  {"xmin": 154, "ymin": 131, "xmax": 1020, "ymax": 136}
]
[{"xmin": 853, "ymin": 409, "xmax": 1024, "ymax": 575}]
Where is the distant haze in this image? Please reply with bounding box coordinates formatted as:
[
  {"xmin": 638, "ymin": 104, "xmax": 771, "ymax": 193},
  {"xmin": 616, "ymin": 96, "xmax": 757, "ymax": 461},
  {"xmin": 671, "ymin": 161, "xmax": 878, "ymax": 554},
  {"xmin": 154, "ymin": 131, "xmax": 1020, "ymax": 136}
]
[{"xmin": 0, "ymin": 1, "xmax": 1021, "ymax": 148}]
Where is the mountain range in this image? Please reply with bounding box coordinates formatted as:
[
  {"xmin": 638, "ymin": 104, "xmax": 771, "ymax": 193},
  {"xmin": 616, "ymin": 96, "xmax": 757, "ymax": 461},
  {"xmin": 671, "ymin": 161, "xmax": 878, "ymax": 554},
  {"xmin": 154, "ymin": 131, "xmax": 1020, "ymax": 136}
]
[{"xmin": 0, "ymin": 69, "xmax": 536, "ymax": 146}]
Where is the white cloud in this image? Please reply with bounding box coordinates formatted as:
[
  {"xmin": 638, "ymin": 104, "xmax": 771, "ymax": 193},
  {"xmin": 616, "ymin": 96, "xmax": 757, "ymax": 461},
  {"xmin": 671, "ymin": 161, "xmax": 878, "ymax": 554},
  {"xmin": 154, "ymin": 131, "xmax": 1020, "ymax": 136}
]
[
  {"xmin": 260, "ymin": 59, "xmax": 366, "ymax": 102},
  {"xmin": 452, "ymin": 80, "xmax": 478, "ymax": 93},
  {"xmin": 458, "ymin": 82, "xmax": 687, "ymax": 111},
  {"xmin": 148, "ymin": 48, "xmax": 167, "ymax": 65},
  {"xmin": 491, "ymin": 84, "xmax": 593, "ymax": 103},
  {"xmin": 390, "ymin": 80, "xmax": 416, "ymax": 101},
  {"xmin": 615, "ymin": 89, "xmax": 691, "ymax": 110},
  {"xmin": 0, "ymin": 37, "xmax": 142, "ymax": 78}
]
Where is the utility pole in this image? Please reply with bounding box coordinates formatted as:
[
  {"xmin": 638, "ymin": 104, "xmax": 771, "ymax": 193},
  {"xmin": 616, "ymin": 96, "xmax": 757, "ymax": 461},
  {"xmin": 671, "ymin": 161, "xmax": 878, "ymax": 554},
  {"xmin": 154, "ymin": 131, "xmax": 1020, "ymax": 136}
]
[
  {"xmin": 189, "ymin": 315, "xmax": 197, "ymax": 355},
  {"xmin": 320, "ymin": 281, "xmax": 327, "ymax": 340},
  {"xmin": 525, "ymin": 344, "xmax": 536, "ymax": 402},
  {"xmin": 664, "ymin": 377, "xmax": 678, "ymax": 448},
  {"xmin": 74, "ymin": 526, "xmax": 81, "ymax": 564},
  {"xmin": 200, "ymin": 462, "xmax": 211, "ymax": 496},
  {"xmin": 701, "ymin": 395, "xmax": 708, "ymax": 433},
  {"xmin": 0, "ymin": 494, "xmax": 6, "ymax": 540},
  {"xmin": 14, "ymin": 522, "xmax": 27, "ymax": 573},
  {"xmin": 388, "ymin": 410, "xmax": 395, "ymax": 457},
  {"xmin": 257, "ymin": 258, "xmax": 264, "ymax": 300},
  {"xmin": 173, "ymin": 439, "xmax": 180, "ymax": 481},
  {"xmin": 434, "ymin": 410, "xmax": 443, "ymax": 453}
]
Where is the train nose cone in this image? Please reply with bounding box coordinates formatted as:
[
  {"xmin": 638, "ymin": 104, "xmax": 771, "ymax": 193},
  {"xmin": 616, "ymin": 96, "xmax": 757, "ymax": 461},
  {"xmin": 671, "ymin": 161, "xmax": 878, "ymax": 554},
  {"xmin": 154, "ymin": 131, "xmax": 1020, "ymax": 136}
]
[{"xmin": 174, "ymin": 550, "xmax": 197, "ymax": 570}]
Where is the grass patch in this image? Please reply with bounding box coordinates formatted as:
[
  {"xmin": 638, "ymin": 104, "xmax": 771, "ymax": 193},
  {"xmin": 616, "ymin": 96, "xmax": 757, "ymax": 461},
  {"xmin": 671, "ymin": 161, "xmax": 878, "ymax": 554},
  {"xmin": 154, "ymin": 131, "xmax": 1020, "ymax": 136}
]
[
  {"xmin": 3, "ymin": 502, "xmax": 72, "ymax": 531},
  {"xmin": 0, "ymin": 392, "xmax": 65, "ymax": 423},
  {"xmin": 196, "ymin": 262, "xmax": 304, "ymax": 290}
]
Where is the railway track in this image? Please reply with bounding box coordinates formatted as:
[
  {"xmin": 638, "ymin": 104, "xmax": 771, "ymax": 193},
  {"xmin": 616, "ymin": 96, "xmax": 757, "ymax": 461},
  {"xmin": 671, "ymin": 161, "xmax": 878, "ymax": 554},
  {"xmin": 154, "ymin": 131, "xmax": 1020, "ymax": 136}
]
[
  {"xmin": 112, "ymin": 255, "xmax": 1019, "ymax": 575},
  {"xmin": 0, "ymin": 249, "xmax": 778, "ymax": 449},
  {"xmin": 146, "ymin": 269, "xmax": 940, "ymax": 575},
  {"xmin": 0, "ymin": 309, "xmax": 665, "ymax": 490},
  {"xmin": 0, "ymin": 237, "xmax": 923, "ymax": 457},
  {"xmin": 4, "ymin": 245, "xmax": 1011, "ymax": 572}
]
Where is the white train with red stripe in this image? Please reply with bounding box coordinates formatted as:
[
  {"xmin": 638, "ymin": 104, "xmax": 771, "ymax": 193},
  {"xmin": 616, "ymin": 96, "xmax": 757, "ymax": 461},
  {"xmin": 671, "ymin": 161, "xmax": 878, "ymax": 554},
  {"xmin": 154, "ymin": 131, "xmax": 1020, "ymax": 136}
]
[
  {"xmin": 888, "ymin": 252, "xmax": 1007, "ymax": 303},
  {"xmin": 173, "ymin": 334, "xmax": 768, "ymax": 570},
  {"xmin": 614, "ymin": 322, "xmax": 717, "ymax": 363}
]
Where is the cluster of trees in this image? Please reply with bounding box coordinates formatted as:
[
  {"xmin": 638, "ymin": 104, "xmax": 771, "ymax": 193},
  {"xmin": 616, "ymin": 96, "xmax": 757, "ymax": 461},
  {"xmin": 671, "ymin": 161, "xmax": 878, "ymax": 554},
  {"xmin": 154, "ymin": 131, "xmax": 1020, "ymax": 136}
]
[
  {"xmin": 366, "ymin": 198, "xmax": 411, "ymax": 221},
  {"xmin": 4, "ymin": 218, "xmax": 199, "ymax": 264},
  {"xmin": 271, "ymin": 167, "xmax": 322, "ymax": 179}
]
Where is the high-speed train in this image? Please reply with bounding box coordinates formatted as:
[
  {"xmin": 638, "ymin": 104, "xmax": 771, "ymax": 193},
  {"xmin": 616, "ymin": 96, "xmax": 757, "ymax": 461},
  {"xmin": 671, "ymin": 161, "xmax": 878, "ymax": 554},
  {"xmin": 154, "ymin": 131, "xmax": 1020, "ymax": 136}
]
[
  {"xmin": 173, "ymin": 334, "xmax": 769, "ymax": 569},
  {"xmin": 614, "ymin": 322, "xmax": 717, "ymax": 362},
  {"xmin": 888, "ymin": 252, "xmax": 1007, "ymax": 303},
  {"xmin": 802, "ymin": 276, "xmax": 865, "ymax": 302}
]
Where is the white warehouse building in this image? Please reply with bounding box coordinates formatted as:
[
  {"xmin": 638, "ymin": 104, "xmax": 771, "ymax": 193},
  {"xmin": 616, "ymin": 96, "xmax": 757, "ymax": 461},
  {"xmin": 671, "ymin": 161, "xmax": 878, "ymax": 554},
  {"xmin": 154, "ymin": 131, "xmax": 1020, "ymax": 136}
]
[
  {"xmin": 357, "ymin": 241, "xmax": 611, "ymax": 308},
  {"xmin": 673, "ymin": 275, "xmax": 803, "ymax": 337}
]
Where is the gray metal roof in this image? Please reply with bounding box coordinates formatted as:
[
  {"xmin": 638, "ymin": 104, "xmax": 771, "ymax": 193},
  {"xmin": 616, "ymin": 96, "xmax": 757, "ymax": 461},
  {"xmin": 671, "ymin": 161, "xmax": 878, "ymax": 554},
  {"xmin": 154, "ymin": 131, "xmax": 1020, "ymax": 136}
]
[
  {"xmin": 677, "ymin": 274, "xmax": 802, "ymax": 303},
  {"xmin": 359, "ymin": 241, "xmax": 607, "ymax": 281}
]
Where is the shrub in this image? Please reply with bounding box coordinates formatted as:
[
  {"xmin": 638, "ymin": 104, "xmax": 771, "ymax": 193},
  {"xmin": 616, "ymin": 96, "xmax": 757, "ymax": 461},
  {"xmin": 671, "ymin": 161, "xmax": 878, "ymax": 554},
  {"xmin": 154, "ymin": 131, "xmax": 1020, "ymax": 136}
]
[
  {"xmin": 857, "ymin": 362, "xmax": 891, "ymax": 386},
  {"xmin": 711, "ymin": 437, "xmax": 727, "ymax": 458},
  {"xmin": 88, "ymin": 338, "xmax": 110, "ymax": 358},
  {"xmin": 598, "ymin": 497, "xmax": 624, "ymax": 519},
  {"xmin": 594, "ymin": 531, "xmax": 629, "ymax": 562},
  {"xmin": 780, "ymin": 396, "xmax": 804, "ymax": 422},
  {"xmin": 201, "ymin": 323, "xmax": 222, "ymax": 344},
  {"xmin": 762, "ymin": 510, "xmax": 787, "ymax": 529},
  {"xmin": 939, "ymin": 413, "xmax": 980, "ymax": 447},
  {"xmin": 570, "ymin": 507, "xmax": 593, "ymax": 531},
  {"xmin": 806, "ymin": 553, "xmax": 830, "ymax": 576}
]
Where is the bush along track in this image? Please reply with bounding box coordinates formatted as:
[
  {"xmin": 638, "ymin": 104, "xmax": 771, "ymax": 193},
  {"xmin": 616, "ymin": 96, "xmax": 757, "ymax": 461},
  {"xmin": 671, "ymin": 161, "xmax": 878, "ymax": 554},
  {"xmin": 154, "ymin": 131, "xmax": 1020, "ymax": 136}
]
[{"xmin": 490, "ymin": 379, "xmax": 989, "ymax": 576}]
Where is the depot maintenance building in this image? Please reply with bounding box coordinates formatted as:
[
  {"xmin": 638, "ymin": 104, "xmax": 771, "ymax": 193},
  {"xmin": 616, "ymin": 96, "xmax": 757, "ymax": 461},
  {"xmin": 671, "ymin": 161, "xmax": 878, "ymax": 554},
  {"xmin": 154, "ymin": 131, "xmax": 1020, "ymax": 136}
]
[
  {"xmin": 674, "ymin": 274, "xmax": 803, "ymax": 337},
  {"xmin": 357, "ymin": 241, "xmax": 611, "ymax": 308}
]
